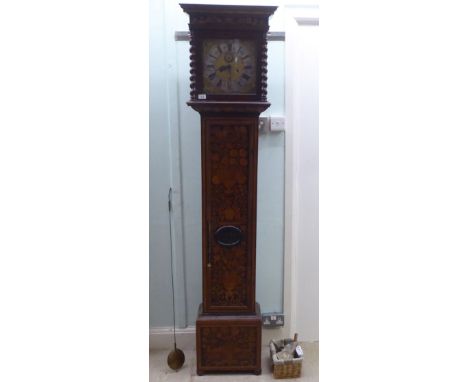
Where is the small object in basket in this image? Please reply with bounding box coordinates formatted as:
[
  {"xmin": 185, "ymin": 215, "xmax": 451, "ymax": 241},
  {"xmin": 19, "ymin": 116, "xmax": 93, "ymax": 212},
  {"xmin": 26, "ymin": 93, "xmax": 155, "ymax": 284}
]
[
  {"xmin": 276, "ymin": 350, "xmax": 294, "ymax": 361},
  {"xmin": 275, "ymin": 333, "xmax": 299, "ymax": 361},
  {"xmin": 295, "ymin": 345, "xmax": 304, "ymax": 357},
  {"xmin": 277, "ymin": 341, "xmax": 297, "ymax": 360}
]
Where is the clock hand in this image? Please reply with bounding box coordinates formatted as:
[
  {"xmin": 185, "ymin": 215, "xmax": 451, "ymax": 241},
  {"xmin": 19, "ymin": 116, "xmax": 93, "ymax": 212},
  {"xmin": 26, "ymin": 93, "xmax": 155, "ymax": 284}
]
[{"xmin": 218, "ymin": 64, "xmax": 232, "ymax": 72}]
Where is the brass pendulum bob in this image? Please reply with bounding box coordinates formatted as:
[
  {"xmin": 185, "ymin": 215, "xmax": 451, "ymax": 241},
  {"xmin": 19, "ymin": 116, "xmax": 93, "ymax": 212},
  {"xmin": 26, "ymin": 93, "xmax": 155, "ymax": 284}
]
[
  {"xmin": 166, "ymin": 188, "xmax": 185, "ymax": 371},
  {"xmin": 167, "ymin": 344, "xmax": 185, "ymax": 371}
]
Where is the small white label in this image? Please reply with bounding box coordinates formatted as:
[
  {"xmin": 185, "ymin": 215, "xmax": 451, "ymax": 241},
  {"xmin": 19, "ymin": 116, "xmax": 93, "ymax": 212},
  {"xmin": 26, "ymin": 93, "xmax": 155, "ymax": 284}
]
[{"xmin": 198, "ymin": 94, "xmax": 207, "ymax": 100}]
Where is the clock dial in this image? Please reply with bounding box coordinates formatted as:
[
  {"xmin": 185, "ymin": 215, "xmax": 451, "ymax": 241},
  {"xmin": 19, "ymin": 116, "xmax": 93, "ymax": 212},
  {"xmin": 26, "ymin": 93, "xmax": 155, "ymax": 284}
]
[{"xmin": 203, "ymin": 39, "xmax": 256, "ymax": 95}]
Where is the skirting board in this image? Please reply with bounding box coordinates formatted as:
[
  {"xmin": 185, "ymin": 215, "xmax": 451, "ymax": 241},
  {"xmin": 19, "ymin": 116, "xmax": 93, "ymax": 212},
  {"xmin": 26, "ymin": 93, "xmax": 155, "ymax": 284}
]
[
  {"xmin": 149, "ymin": 326, "xmax": 196, "ymax": 350},
  {"xmin": 149, "ymin": 326, "xmax": 287, "ymax": 350}
]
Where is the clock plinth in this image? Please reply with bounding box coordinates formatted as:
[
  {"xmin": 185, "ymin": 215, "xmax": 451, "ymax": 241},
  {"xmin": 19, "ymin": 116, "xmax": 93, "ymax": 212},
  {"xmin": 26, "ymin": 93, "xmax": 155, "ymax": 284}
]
[
  {"xmin": 196, "ymin": 303, "xmax": 262, "ymax": 376},
  {"xmin": 181, "ymin": 3, "xmax": 277, "ymax": 375}
]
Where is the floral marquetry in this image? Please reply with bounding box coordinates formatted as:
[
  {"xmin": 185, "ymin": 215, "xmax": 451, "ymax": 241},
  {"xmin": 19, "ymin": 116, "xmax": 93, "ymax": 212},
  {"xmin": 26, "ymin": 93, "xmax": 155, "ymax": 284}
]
[
  {"xmin": 200, "ymin": 326, "xmax": 258, "ymax": 367},
  {"xmin": 203, "ymin": 118, "xmax": 256, "ymax": 311}
]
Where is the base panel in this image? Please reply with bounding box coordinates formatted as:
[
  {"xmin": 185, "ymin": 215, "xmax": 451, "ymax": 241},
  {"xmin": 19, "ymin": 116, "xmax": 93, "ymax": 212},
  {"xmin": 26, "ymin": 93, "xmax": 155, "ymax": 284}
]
[{"xmin": 196, "ymin": 303, "xmax": 262, "ymax": 375}]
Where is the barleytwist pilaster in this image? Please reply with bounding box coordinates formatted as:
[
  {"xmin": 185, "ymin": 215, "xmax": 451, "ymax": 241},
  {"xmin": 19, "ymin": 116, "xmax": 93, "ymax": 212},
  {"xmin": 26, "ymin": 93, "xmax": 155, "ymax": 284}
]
[
  {"xmin": 189, "ymin": 34, "xmax": 197, "ymax": 100},
  {"xmin": 260, "ymin": 34, "xmax": 268, "ymax": 101}
]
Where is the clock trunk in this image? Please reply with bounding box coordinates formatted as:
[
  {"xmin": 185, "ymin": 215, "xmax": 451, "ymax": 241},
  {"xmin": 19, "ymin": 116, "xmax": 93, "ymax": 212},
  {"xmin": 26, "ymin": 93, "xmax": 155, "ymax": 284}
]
[{"xmin": 201, "ymin": 116, "xmax": 259, "ymax": 314}]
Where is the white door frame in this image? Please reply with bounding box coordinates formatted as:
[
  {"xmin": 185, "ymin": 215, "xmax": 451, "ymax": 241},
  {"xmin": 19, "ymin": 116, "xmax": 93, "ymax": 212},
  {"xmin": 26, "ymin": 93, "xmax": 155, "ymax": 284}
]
[{"xmin": 283, "ymin": 3, "xmax": 319, "ymax": 343}]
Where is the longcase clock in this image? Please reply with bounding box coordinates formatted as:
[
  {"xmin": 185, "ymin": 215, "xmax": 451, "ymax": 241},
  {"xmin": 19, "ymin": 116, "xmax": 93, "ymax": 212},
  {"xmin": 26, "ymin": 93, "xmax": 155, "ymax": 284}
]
[{"xmin": 180, "ymin": 3, "xmax": 277, "ymax": 375}]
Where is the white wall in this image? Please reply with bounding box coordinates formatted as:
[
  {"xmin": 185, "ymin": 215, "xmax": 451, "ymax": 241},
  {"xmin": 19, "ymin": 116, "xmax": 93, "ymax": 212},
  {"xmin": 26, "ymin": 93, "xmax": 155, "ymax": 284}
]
[{"xmin": 149, "ymin": 0, "xmax": 174, "ymax": 327}]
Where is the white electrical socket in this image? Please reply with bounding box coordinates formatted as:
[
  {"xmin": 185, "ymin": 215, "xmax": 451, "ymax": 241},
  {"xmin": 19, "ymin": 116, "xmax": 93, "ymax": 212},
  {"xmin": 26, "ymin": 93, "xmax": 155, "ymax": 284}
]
[{"xmin": 270, "ymin": 116, "xmax": 285, "ymax": 131}]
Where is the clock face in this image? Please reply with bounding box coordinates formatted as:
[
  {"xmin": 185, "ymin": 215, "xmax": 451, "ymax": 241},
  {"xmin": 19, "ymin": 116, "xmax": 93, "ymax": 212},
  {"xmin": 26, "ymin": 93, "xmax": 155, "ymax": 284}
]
[{"xmin": 202, "ymin": 39, "xmax": 256, "ymax": 95}]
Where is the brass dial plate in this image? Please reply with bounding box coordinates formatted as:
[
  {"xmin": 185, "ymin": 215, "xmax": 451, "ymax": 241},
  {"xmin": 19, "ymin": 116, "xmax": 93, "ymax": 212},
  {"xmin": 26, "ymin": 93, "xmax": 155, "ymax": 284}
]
[{"xmin": 203, "ymin": 39, "xmax": 256, "ymax": 95}]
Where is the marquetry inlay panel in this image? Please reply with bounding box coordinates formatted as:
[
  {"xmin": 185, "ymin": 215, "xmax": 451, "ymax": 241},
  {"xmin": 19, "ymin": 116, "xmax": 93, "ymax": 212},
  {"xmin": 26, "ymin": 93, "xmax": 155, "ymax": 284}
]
[
  {"xmin": 203, "ymin": 119, "xmax": 257, "ymax": 311},
  {"xmin": 199, "ymin": 326, "xmax": 258, "ymax": 368}
]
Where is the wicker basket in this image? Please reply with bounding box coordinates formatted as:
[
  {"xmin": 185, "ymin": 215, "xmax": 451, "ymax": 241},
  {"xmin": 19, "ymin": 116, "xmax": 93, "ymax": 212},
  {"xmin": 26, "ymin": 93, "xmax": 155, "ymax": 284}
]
[{"xmin": 270, "ymin": 334, "xmax": 303, "ymax": 379}]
